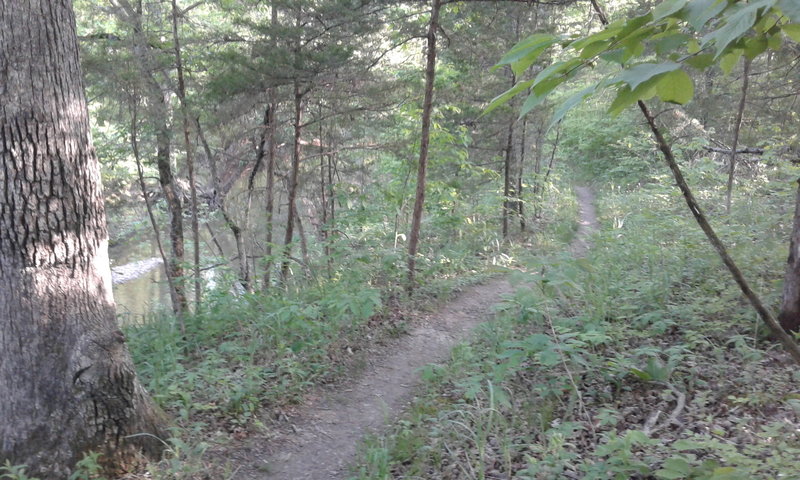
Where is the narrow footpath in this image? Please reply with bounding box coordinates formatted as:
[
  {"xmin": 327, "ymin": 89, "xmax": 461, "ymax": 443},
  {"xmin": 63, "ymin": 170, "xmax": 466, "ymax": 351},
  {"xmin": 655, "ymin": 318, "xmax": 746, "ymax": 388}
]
[{"xmin": 229, "ymin": 186, "xmax": 597, "ymax": 480}]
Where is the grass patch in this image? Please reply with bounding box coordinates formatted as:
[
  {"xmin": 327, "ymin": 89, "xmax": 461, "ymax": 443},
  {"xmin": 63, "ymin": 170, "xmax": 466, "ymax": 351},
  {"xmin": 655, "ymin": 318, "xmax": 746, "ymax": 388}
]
[{"xmin": 351, "ymin": 169, "xmax": 800, "ymax": 479}]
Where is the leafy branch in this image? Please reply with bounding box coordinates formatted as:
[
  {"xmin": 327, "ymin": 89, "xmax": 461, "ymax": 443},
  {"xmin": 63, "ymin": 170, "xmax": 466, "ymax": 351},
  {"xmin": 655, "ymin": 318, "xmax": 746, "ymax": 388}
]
[{"xmin": 490, "ymin": 0, "xmax": 800, "ymax": 364}]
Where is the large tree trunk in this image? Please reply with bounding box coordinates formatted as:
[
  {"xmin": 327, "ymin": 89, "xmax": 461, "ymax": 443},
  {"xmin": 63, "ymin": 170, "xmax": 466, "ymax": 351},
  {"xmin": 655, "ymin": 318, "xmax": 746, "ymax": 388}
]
[
  {"xmin": 0, "ymin": 1, "xmax": 165, "ymax": 477},
  {"xmin": 407, "ymin": 0, "xmax": 441, "ymax": 293}
]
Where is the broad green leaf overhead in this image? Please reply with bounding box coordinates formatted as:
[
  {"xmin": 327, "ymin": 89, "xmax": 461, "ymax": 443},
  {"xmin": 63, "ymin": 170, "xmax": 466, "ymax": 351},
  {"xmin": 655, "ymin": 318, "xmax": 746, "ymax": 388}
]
[
  {"xmin": 488, "ymin": 0, "xmax": 800, "ymax": 125},
  {"xmin": 655, "ymin": 68, "xmax": 694, "ymax": 104}
]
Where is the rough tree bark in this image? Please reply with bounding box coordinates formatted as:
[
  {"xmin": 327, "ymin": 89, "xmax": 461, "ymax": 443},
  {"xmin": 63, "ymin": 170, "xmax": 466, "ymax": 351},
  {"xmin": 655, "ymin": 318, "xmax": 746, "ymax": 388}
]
[
  {"xmin": 0, "ymin": 1, "xmax": 165, "ymax": 477},
  {"xmin": 407, "ymin": 0, "xmax": 441, "ymax": 293}
]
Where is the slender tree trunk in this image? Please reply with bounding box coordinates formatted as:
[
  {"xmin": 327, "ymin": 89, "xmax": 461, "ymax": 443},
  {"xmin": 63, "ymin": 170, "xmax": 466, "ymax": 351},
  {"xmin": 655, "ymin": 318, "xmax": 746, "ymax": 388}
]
[
  {"xmin": 171, "ymin": 0, "xmax": 201, "ymax": 307},
  {"xmin": 206, "ymin": 223, "xmax": 227, "ymax": 258},
  {"xmin": 263, "ymin": 5, "xmax": 279, "ymax": 291},
  {"xmin": 330, "ymin": 152, "xmax": 337, "ymax": 226},
  {"xmin": 295, "ymin": 202, "xmax": 311, "ymax": 275},
  {"xmin": 779, "ymin": 181, "xmax": 800, "ymax": 333},
  {"xmin": 518, "ymin": 116, "xmax": 527, "ymax": 232},
  {"xmin": 725, "ymin": 57, "xmax": 750, "ymax": 213},
  {"xmin": 319, "ymin": 106, "xmax": 334, "ymax": 277},
  {"xmin": 264, "ymin": 88, "xmax": 278, "ymax": 290},
  {"xmin": 590, "ymin": 0, "xmax": 800, "ymax": 363},
  {"xmin": 407, "ymin": 0, "xmax": 442, "ymax": 293},
  {"xmin": 115, "ymin": 0, "xmax": 187, "ymax": 315},
  {"xmin": 639, "ymin": 101, "xmax": 800, "ymax": 363},
  {"xmin": 155, "ymin": 94, "xmax": 188, "ymax": 316},
  {"xmin": 532, "ymin": 121, "xmax": 544, "ymax": 219},
  {"xmin": 502, "ymin": 76, "xmax": 515, "ymax": 240},
  {"xmin": 0, "ymin": 2, "xmax": 165, "ymax": 476},
  {"xmin": 537, "ymin": 122, "xmax": 561, "ymax": 219},
  {"xmin": 196, "ymin": 120, "xmax": 249, "ymax": 292},
  {"xmin": 130, "ymin": 96, "xmax": 181, "ymax": 314},
  {"xmin": 282, "ymin": 81, "xmax": 304, "ymax": 283},
  {"xmin": 243, "ymin": 105, "xmax": 274, "ymax": 292}
]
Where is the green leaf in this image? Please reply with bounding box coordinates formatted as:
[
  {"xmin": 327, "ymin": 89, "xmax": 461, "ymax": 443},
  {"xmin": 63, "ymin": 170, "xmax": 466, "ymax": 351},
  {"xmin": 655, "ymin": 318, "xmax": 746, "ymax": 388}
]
[
  {"xmin": 655, "ymin": 456, "xmax": 692, "ymax": 479},
  {"xmin": 614, "ymin": 62, "xmax": 680, "ymax": 90},
  {"xmin": 710, "ymin": 466, "xmax": 745, "ymax": 479},
  {"xmin": 618, "ymin": 13, "xmax": 655, "ymax": 40},
  {"xmin": 537, "ymin": 348, "xmax": 560, "ymax": 366},
  {"xmin": 779, "ymin": 0, "xmax": 800, "ymax": 22},
  {"xmin": 719, "ymin": 50, "xmax": 742, "ymax": 74},
  {"xmin": 600, "ymin": 48, "xmax": 627, "ymax": 64},
  {"xmin": 620, "ymin": 27, "xmax": 652, "ymax": 57},
  {"xmin": 580, "ymin": 40, "xmax": 611, "ymax": 59},
  {"xmin": 484, "ymin": 78, "xmax": 535, "ymax": 115},
  {"xmin": 495, "ymin": 33, "xmax": 558, "ymax": 68},
  {"xmin": 687, "ymin": 38, "xmax": 701, "ymax": 54},
  {"xmin": 608, "ymin": 78, "xmax": 658, "ymax": 116},
  {"xmin": 768, "ymin": 31, "xmax": 783, "ymax": 49},
  {"xmin": 686, "ymin": 53, "xmax": 715, "ymax": 69},
  {"xmin": 654, "ymin": 470, "xmax": 685, "ymax": 480},
  {"xmin": 629, "ymin": 367, "xmax": 653, "ymax": 381},
  {"xmin": 532, "ymin": 75, "xmax": 567, "ymax": 97},
  {"xmin": 548, "ymin": 85, "xmax": 596, "ymax": 129},
  {"xmin": 533, "ymin": 58, "xmax": 583, "ymax": 88},
  {"xmin": 672, "ymin": 439, "xmax": 706, "ymax": 450},
  {"xmin": 702, "ymin": 0, "xmax": 775, "ymax": 57},
  {"xmin": 510, "ymin": 45, "xmax": 551, "ymax": 76},
  {"xmin": 686, "ymin": 0, "xmax": 728, "ymax": 30},
  {"xmin": 654, "ymin": 0, "xmax": 689, "ymax": 21},
  {"xmin": 653, "ymin": 33, "xmax": 691, "ymax": 55},
  {"xmin": 784, "ymin": 23, "xmax": 800, "ymax": 42},
  {"xmin": 656, "ymin": 69, "xmax": 694, "ymax": 104},
  {"xmin": 518, "ymin": 91, "xmax": 546, "ymax": 118},
  {"xmin": 569, "ymin": 23, "xmax": 623, "ymax": 51},
  {"xmin": 743, "ymin": 35, "xmax": 768, "ymax": 58}
]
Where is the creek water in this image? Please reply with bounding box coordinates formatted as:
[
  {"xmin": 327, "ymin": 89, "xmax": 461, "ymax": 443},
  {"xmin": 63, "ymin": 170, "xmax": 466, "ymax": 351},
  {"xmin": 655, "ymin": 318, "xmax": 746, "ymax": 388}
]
[
  {"xmin": 109, "ymin": 238, "xmax": 171, "ymax": 324},
  {"xmin": 108, "ymin": 197, "xmax": 280, "ymax": 323}
]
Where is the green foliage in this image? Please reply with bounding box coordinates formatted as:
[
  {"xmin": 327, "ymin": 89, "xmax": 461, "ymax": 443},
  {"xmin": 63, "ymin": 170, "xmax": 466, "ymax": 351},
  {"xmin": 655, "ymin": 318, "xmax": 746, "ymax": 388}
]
[
  {"xmin": 492, "ymin": 0, "xmax": 800, "ymax": 123},
  {"xmin": 128, "ymin": 279, "xmax": 386, "ymax": 423},
  {"xmin": 0, "ymin": 462, "xmax": 38, "ymax": 480},
  {"xmin": 352, "ymin": 169, "xmax": 800, "ymax": 479},
  {"xmin": 68, "ymin": 452, "xmax": 106, "ymax": 480}
]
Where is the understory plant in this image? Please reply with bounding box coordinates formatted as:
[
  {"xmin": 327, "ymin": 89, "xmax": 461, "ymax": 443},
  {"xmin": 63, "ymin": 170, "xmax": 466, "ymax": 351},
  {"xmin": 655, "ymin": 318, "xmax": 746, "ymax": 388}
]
[{"xmin": 351, "ymin": 171, "xmax": 800, "ymax": 479}]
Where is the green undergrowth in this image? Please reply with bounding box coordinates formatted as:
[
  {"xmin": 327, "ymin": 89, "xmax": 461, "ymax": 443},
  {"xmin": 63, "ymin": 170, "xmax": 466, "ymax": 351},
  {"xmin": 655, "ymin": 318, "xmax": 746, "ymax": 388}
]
[
  {"xmin": 120, "ymin": 216, "xmax": 536, "ymax": 477},
  {"xmin": 351, "ymin": 167, "xmax": 800, "ymax": 479}
]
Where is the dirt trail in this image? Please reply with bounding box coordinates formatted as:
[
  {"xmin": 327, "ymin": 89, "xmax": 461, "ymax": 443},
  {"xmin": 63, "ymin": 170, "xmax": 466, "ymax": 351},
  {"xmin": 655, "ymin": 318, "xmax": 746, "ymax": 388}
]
[
  {"xmin": 228, "ymin": 186, "xmax": 597, "ymax": 480},
  {"xmin": 229, "ymin": 278, "xmax": 513, "ymax": 479}
]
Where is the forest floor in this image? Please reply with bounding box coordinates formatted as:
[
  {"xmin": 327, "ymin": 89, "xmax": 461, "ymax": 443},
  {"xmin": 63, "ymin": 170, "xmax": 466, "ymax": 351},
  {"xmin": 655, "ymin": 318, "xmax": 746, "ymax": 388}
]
[{"xmin": 215, "ymin": 187, "xmax": 598, "ymax": 480}]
